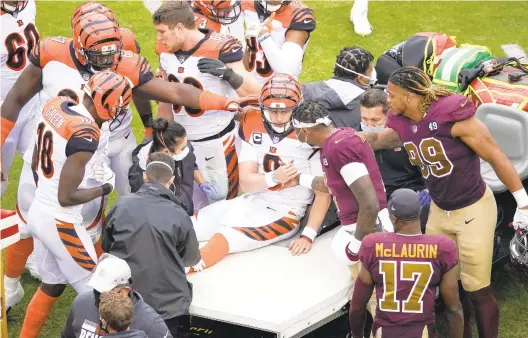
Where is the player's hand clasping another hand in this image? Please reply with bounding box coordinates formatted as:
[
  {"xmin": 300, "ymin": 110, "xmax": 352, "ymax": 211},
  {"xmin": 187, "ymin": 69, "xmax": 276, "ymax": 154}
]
[{"xmin": 274, "ymin": 160, "xmax": 298, "ymax": 184}]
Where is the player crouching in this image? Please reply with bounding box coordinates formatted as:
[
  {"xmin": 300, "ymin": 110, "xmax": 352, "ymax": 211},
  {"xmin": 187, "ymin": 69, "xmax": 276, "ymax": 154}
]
[
  {"xmin": 188, "ymin": 74, "xmax": 331, "ymax": 272},
  {"xmin": 19, "ymin": 70, "xmax": 133, "ymax": 338}
]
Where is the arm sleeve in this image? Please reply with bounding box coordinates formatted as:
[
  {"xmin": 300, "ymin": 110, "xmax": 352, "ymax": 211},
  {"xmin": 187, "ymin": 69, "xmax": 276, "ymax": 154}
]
[
  {"xmin": 65, "ymin": 126, "xmax": 100, "ymax": 157},
  {"xmin": 260, "ymin": 38, "xmax": 304, "ymax": 77},
  {"xmin": 137, "ymin": 56, "xmax": 154, "ymax": 86},
  {"xmin": 289, "ymin": 7, "xmax": 316, "ymax": 32},
  {"xmin": 238, "ymin": 140, "xmax": 258, "ymax": 163},
  {"xmin": 218, "ymin": 37, "xmax": 244, "ymax": 64},
  {"xmin": 178, "ymin": 217, "xmax": 201, "ymax": 267}
]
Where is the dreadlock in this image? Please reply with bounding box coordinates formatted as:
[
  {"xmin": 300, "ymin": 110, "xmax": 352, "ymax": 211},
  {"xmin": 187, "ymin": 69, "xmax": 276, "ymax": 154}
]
[
  {"xmin": 389, "ymin": 66, "xmax": 454, "ymax": 115},
  {"xmin": 292, "ymin": 100, "xmax": 331, "ymax": 126},
  {"xmin": 333, "ymin": 46, "xmax": 374, "ymax": 79}
]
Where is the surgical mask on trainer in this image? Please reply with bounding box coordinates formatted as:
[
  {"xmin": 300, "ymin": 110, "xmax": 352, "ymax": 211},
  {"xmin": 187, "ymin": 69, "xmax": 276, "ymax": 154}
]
[
  {"xmin": 335, "ymin": 63, "xmax": 377, "ymax": 86},
  {"xmin": 360, "ymin": 122, "xmax": 384, "ymax": 132},
  {"xmin": 172, "ymin": 146, "xmax": 189, "ymax": 161}
]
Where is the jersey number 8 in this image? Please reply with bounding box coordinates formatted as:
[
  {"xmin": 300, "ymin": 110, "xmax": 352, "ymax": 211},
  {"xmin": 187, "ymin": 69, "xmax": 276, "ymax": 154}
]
[
  {"xmin": 35, "ymin": 122, "xmax": 54, "ymax": 178},
  {"xmin": 167, "ymin": 75, "xmax": 205, "ymax": 117},
  {"xmin": 4, "ymin": 23, "xmax": 39, "ymax": 71}
]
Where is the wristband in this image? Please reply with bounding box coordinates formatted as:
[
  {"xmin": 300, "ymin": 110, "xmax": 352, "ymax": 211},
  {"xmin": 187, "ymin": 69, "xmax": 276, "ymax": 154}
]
[
  {"xmin": 1, "ymin": 117, "xmax": 15, "ymax": 147},
  {"xmin": 258, "ymin": 33, "xmax": 272, "ymax": 44},
  {"xmin": 264, "ymin": 171, "xmax": 279, "ymax": 188},
  {"xmin": 513, "ymin": 189, "xmax": 528, "ymax": 208},
  {"xmin": 299, "ymin": 174, "xmax": 315, "ymax": 190},
  {"xmin": 223, "ymin": 69, "xmax": 244, "ymax": 90},
  {"xmin": 140, "ymin": 113, "xmax": 153, "ymax": 128},
  {"xmin": 101, "ymin": 183, "xmax": 113, "ymax": 196},
  {"xmin": 301, "ymin": 227, "xmax": 317, "ymax": 242}
]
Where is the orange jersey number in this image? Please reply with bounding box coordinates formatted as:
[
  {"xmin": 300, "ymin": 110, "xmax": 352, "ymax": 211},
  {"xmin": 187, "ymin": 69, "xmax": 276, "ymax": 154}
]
[
  {"xmin": 246, "ymin": 37, "xmax": 272, "ymax": 77},
  {"xmin": 35, "ymin": 122, "xmax": 55, "ymax": 178},
  {"xmin": 167, "ymin": 75, "xmax": 205, "ymax": 117},
  {"xmin": 4, "ymin": 23, "xmax": 40, "ymax": 71}
]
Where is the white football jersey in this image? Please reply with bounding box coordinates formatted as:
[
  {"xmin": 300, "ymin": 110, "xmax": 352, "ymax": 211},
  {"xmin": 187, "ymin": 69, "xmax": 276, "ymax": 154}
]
[
  {"xmin": 159, "ymin": 32, "xmax": 242, "ymax": 141},
  {"xmin": 1, "ymin": 0, "xmax": 39, "ymax": 100},
  {"xmin": 242, "ymin": 1, "xmax": 315, "ymax": 84},
  {"xmin": 33, "ymin": 97, "xmax": 101, "ymax": 223},
  {"xmin": 238, "ymin": 109, "xmax": 322, "ymax": 206}
]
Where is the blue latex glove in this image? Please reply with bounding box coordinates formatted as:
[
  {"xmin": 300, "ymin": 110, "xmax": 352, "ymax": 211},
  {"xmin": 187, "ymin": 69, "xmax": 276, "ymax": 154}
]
[
  {"xmin": 200, "ymin": 182, "xmax": 224, "ymax": 201},
  {"xmin": 419, "ymin": 189, "xmax": 431, "ymax": 208}
]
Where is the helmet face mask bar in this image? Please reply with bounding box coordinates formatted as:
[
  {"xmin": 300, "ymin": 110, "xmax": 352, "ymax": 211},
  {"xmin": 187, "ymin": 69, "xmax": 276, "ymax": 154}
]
[
  {"xmin": 195, "ymin": 0, "xmax": 242, "ymax": 25},
  {"xmin": 257, "ymin": 0, "xmax": 288, "ymax": 13},
  {"xmin": 510, "ymin": 229, "xmax": 528, "ymax": 277},
  {"xmin": 1, "ymin": 1, "xmax": 28, "ymax": 16},
  {"xmin": 83, "ymin": 43, "xmax": 123, "ymax": 71}
]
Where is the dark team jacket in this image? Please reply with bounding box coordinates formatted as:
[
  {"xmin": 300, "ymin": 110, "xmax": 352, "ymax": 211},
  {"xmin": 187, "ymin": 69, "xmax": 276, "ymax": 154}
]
[
  {"xmin": 359, "ymin": 126, "xmax": 425, "ymax": 198},
  {"xmin": 101, "ymin": 330, "xmax": 148, "ymax": 338},
  {"xmin": 102, "ymin": 182, "xmax": 201, "ymax": 320},
  {"xmin": 302, "ymin": 77, "xmax": 365, "ymax": 130},
  {"xmin": 129, "ymin": 138, "xmax": 196, "ymax": 216},
  {"xmin": 61, "ymin": 290, "xmax": 171, "ymax": 338}
]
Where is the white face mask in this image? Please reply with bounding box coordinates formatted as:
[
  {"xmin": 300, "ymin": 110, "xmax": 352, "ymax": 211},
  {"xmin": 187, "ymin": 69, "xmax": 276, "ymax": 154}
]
[
  {"xmin": 360, "ymin": 122, "xmax": 384, "ymax": 132},
  {"xmin": 172, "ymin": 146, "xmax": 189, "ymax": 161},
  {"xmin": 335, "ymin": 63, "xmax": 377, "ymax": 86}
]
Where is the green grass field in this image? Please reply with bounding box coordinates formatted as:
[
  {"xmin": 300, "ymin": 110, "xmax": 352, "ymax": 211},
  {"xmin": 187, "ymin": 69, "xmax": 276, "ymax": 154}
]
[{"xmin": 3, "ymin": 1, "xmax": 528, "ymax": 337}]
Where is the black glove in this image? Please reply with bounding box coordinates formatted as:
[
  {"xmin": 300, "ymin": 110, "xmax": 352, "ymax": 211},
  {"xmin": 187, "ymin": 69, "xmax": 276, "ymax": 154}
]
[{"xmin": 197, "ymin": 58, "xmax": 243, "ymax": 90}]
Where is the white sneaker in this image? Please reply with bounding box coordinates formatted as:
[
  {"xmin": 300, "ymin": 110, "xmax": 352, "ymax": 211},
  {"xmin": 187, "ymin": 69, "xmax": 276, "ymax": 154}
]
[
  {"xmin": 4, "ymin": 276, "xmax": 24, "ymax": 310},
  {"xmin": 25, "ymin": 252, "xmax": 41, "ymax": 281},
  {"xmin": 350, "ymin": 0, "xmax": 373, "ymax": 36}
]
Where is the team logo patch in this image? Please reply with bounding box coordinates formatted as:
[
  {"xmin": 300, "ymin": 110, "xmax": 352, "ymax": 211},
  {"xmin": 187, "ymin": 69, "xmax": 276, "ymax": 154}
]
[
  {"xmin": 17, "ymin": 19, "xmax": 24, "ymax": 27},
  {"xmin": 178, "ymin": 67, "xmax": 185, "ymax": 73},
  {"xmin": 323, "ymin": 156, "xmax": 329, "ymax": 167},
  {"xmin": 252, "ymin": 132, "xmax": 262, "ymax": 145},
  {"xmin": 412, "ymin": 125, "xmax": 418, "ymax": 133}
]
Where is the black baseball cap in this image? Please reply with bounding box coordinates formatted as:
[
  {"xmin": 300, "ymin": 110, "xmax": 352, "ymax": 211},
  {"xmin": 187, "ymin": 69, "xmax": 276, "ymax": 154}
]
[{"xmin": 388, "ymin": 188, "xmax": 422, "ymax": 221}]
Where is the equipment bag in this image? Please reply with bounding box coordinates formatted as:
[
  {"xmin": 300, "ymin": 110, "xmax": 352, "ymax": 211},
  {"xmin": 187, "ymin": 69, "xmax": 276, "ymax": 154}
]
[
  {"xmin": 433, "ymin": 44, "xmax": 495, "ymax": 92},
  {"xmin": 468, "ymin": 66, "xmax": 528, "ymax": 112}
]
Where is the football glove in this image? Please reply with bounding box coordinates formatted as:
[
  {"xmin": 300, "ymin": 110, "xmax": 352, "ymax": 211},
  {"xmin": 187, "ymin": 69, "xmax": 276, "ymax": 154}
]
[
  {"xmin": 513, "ymin": 207, "xmax": 528, "ymax": 231},
  {"xmin": 93, "ymin": 162, "xmax": 115, "ymax": 193},
  {"xmin": 197, "ymin": 58, "xmax": 243, "ymax": 90},
  {"xmin": 245, "ymin": 22, "xmax": 261, "ymax": 39},
  {"xmin": 200, "ymin": 182, "xmax": 223, "ymax": 201}
]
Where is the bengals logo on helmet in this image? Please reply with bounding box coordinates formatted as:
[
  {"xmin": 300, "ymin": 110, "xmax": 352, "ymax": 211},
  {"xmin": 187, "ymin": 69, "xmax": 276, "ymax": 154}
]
[
  {"xmin": 83, "ymin": 70, "xmax": 133, "ymax": 125},
  {"xmin": 71, "ymin": 2, "xmax": 119, "ymax": 30},
  {"xmin": 259, "ymin": 73, "xmax": 303, "ymax": 111},
  {"xmin": 72, "ymin": 13, "xmax": 122, "ymax": 69}
]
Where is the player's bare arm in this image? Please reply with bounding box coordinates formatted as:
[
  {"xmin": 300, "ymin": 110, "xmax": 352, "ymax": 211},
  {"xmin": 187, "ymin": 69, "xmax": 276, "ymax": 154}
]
[
  {"xmin": 57, "ymin": 152, "xmax": 109, "ymax": 207},
  {"xmin": 289, "ymin": 190, "xmax": 331, "ymax": 255},
  {"xmin": 439, "ymin": 267, "xmax": 464, "ymax": 338},
  {"xmin": 309, "ymin": 176, "xmax": 330, "ymax": 194},
  {"xmin": 132, "ymin": 93, "xmax": 154, "ymax": 134},
  {"xmin": 156, "ymin": 102, "xmax": 174, "ymax": 121},
  {"xmin": 0, "ymin": 62, "xmax": 43, "ymax": 126},
  {"xmin": 350, "ymin": 175, "xmax": 379, "ymax": 240},
  {"xmin": 349, "ymin": 265, "xmax": 375, "ymax": 338},
  {"xmin": 452, "ymin": 117, "xmax": 527, "ymax": 209},
  {"xmin": 358, "ymin": 127, "xmax": 403, "ymax": 151}
]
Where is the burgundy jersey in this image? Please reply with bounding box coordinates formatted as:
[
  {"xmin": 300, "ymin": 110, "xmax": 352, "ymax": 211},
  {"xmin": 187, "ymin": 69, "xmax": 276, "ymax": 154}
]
[
  {"xmin": 387, "ymin": 95, "xmax": 486, "ymax": 211},
  {"xmin": 359, "ymin": 232, "xmax": 458, "ymax": 329},
  {"xmin": 320, "ymin": 128, "xmax": 387, "ymax": 225}
]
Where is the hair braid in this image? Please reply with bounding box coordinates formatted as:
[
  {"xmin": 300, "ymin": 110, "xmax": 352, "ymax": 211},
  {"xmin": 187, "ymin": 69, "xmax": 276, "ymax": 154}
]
[
  {"xmin": 292, "ymin": 100, "xmax": 330, "ymax": 124},
  {"xmin": 333, "ymin": 46, "xmax": 374, "ymax": 79},
  {"xmin": 389, "ymin": 66, "xmax": 454, "ymax": 114}
]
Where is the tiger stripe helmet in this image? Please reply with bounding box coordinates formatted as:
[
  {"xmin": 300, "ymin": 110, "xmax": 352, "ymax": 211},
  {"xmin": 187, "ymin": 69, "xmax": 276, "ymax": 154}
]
[
  {"xmin": 83, "ymin": 70, "xmax": 133, "ymax": 131},
  {"xmin": 71, "ymin": 2, "xmax": 119, "ymax": 30},
  {"xmin": 193, "ymin": 0, "xmax": 242, "ymax": 24},
  {"xmin": 1, "ymin": 0, "xmax": 28, "ymax": 15},
  {"xmin": 259, "ymin": 73, "xmax": 303, "ymax": 135},
  {"xmin": 72, "ymin": 13, "xmax": 122, "ymax": 70}
]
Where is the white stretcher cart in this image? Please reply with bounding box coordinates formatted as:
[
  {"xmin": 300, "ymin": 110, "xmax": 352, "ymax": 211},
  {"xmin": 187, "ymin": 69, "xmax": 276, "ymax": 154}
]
[{"xmin": 185, "ymin": 228, "xmax": 353, "ymax": 338}]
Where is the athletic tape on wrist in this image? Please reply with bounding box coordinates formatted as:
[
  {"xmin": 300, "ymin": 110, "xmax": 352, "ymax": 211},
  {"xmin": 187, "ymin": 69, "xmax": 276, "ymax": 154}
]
[
  {"xmin": 264, "ymin": 171, "xmax": 278, "ymax": 188},
  {"xmin": 299, "ymin": 174, "xmax": 315, "ymax": 190},
  {"xmin": 513, "ymin": 189, "xmax": 528, "ymax": 208},
  {"xmin": 302, "ymin": 227, "xmax": 317, "ymax": 242}
]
